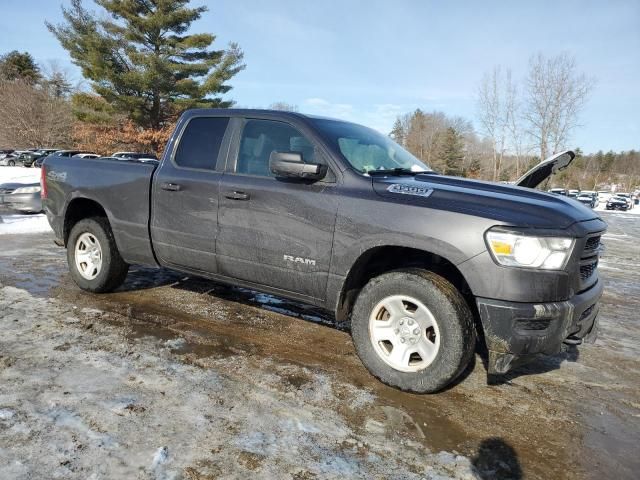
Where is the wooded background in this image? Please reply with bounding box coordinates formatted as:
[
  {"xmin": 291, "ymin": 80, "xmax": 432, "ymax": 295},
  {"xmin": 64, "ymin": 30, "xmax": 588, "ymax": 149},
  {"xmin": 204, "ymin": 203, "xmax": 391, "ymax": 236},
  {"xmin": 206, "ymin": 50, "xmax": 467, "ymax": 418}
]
[{"xmin": 0, "ymin": 0, "xmax": 637, "ymax": 191}]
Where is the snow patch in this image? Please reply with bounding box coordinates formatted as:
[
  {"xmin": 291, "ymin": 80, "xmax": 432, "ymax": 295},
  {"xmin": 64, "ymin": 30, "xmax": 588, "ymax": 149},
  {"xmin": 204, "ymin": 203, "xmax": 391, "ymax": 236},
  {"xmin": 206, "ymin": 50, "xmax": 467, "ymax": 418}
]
[
  {"xmin": 0, "ymin": 408, "xmax": 16, "ymax": 420},
  {"xmin": 0, "ymin": 213, "xmax": 51, "ymax": 235},
  {"xmin": 151, "ymin": 446, "xmax": 169, "ymax": 468},
  {"xmin": 0, "ymin": 166, "xmax": 41, "ymax": 184}
]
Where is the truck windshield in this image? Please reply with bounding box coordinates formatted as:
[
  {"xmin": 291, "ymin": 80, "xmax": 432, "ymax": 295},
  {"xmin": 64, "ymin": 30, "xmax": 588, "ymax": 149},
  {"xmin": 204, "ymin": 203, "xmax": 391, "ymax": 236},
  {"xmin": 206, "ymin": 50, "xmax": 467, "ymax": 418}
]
[{"xmin": 312, "ymin": 119, "xmax": 431, "ymax": 175}]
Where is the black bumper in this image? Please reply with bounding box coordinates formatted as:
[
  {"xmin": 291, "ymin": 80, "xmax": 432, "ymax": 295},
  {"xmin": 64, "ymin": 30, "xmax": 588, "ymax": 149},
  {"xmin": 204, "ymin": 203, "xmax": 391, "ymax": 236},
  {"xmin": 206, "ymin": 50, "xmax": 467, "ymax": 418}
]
[{"xmin": 476, "ymin": 280, "xmax": 603, "ymax": 374}]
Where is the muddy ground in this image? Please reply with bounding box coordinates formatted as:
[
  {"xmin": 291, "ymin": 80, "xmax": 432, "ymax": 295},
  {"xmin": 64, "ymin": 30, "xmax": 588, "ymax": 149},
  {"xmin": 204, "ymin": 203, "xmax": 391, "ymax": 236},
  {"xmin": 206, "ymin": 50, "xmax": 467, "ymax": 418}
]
[{"xmin": 1, "ymin": 211, "xmax": 639, "ymax": 479}]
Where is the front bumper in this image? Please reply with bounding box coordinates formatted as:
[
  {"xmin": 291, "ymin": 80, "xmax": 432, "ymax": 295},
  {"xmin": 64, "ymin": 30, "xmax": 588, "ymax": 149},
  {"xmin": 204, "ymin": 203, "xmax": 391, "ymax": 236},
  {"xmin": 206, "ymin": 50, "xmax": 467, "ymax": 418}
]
[
  {"xmin": 476, "ymin": 280, "xmax": 603, "ymax": 374},
  {"xmin": 0, "ymin": 193, "xmax": 43, "ymax": 213}
]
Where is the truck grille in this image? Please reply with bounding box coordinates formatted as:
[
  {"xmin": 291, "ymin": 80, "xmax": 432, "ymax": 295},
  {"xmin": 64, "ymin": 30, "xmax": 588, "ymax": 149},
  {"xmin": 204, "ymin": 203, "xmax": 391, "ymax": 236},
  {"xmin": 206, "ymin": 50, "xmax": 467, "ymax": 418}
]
[
  {"xmin": 577, "ymin": 233, "xmax": 603, "ymax": 292},
  {"xmin": 583, "ymin": 235, "xmax": 601, "ymax": 255},
  {"xmin": 580, "ymin": 260, "xmax": 598, "ymax": 281}
]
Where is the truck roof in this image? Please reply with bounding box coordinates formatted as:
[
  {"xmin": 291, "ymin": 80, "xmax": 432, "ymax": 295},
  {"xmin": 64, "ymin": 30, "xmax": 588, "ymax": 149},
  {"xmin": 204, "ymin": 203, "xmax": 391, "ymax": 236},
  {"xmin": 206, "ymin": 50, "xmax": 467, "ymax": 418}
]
[{"xmin": 181, "ymin": 108, "xmax": 338, "ymax": 122}]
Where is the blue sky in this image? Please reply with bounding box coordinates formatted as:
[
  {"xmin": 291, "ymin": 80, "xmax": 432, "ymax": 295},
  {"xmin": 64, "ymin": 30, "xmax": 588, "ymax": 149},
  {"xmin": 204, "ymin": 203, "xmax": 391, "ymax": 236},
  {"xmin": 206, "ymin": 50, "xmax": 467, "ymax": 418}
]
[{"xmin": 2, "ymin": 0, "xmax": 639, "ymax": 153}]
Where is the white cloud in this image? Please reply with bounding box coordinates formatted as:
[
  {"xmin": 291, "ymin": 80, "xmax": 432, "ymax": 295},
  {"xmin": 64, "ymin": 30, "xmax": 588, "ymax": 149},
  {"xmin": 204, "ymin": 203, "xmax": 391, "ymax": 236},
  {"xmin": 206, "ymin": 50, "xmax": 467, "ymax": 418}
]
[{"xmin": 303, "ymin": 97, "xmax": 355, "ymax": 120}]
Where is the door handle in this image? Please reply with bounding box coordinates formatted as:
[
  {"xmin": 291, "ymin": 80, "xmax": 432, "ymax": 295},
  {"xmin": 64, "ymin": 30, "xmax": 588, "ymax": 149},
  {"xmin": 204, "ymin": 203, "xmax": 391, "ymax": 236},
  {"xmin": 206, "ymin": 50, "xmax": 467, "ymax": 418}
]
[
  {"xmin": 224, "ymin": 191, "xmax": 250, "ymax": 201},
  {"xmin": 161, "ymin": 182, "xmax": 181, "ymax": 191}
]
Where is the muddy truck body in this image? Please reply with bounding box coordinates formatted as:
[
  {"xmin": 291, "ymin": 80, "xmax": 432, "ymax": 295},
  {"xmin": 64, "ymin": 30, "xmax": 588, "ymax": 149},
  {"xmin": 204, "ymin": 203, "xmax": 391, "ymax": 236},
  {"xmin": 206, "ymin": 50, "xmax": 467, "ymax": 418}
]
[{"xmin": 42, "ymin": 109, "xmax": 606, "ymax": 392}]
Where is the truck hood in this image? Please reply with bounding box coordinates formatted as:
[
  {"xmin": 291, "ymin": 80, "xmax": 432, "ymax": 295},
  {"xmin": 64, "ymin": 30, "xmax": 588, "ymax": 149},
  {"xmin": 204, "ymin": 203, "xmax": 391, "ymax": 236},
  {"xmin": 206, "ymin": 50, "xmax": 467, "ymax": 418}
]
[
  {"xmin": 515, "ymin": 150, "xmax": 574, "ymax": 188},
  {"xmin": 372, "ymin": 174, "xmax": 599, "ymax": 229}
]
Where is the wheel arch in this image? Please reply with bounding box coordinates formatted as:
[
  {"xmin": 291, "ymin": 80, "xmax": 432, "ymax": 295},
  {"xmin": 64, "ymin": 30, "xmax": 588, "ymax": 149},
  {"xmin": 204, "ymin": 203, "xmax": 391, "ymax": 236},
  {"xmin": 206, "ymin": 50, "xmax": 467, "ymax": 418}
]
[
  {"xmin": 63, "ymin": 197, "xmax": 110, "ymax": 246},
  {"xmin": 334, "ymin": 245, "xmax": 479, "ymax": 329}
]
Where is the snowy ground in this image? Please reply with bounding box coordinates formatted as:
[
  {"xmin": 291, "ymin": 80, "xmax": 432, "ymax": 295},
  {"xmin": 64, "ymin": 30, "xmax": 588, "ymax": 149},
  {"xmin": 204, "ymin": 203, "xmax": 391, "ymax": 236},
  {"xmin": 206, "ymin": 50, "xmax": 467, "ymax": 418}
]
[
  {"xmin": 0, "ymin": 212, "xmax": 638, "ymax": 479},
  {"xmin": 0, "ymin": 282, "xmax": 477, "ymax": 480},
  {"xmin": 0, "ymin": 166, "xmax": 51, "ymax": 235},
  {"xmin": 0, "ymin": 166, "xmax": 41, "ymax": 184}
]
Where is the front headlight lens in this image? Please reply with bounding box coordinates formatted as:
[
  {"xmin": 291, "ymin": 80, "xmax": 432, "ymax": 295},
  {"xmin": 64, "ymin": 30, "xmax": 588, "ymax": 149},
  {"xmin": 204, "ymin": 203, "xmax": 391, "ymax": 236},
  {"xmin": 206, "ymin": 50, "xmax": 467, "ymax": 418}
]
[
  {"xmin": 13, "ymin": 186, "xmax": 41, "ymax": 194},
  {"xmin": 486, "ymin": 230, "xmax": 575, "ymax": 270}
]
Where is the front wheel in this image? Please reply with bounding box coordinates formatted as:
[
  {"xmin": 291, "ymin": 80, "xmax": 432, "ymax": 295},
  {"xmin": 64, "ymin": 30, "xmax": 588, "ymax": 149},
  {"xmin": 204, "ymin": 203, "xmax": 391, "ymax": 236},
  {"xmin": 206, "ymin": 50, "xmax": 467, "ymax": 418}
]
[
  {"xmin": 8, "ymin": 160, "xmax": 15, "ymax": 166},
  {"xmin": 351, "ymin": 269, "xmax": 476, "ymax": 393},
  {"xmin": 67, "ymin": 217, "xmax": 129, "ymax": 293}
]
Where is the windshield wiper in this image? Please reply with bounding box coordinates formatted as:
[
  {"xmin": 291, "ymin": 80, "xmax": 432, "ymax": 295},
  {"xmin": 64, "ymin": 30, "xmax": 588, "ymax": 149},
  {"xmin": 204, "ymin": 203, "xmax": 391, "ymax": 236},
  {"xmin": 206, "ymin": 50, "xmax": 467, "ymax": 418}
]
[{"xmin": 366, "ymin": 168, "xmax": 433, "ymax": 176}]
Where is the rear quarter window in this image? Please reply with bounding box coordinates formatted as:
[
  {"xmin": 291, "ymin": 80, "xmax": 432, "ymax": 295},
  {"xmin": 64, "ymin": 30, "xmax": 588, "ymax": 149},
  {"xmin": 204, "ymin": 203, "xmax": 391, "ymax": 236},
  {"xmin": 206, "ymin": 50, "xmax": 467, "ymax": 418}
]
[{"xmin": 174, "ymin": 117, "xmax": 230, "ymax": 170}]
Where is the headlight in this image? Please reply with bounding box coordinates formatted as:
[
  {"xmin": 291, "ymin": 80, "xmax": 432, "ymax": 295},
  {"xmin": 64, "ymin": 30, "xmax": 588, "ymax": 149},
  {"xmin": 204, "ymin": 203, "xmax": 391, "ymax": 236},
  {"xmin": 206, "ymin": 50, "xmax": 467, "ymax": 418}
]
[
  {"xmin": 485, "ymin": 230, "xmax": 574, "ymax": 270},
  {"xmin": 13, "ymin": 186, "xmax": 41, "ymax": 194}
]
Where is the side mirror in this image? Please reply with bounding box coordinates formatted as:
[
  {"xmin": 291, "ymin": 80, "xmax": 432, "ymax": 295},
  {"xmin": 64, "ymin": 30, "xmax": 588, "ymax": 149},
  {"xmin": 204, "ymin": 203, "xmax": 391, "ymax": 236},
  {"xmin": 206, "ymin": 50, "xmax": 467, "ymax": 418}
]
[{"xmin": 269, "ymin": 151, "xmax": 327, "ymax": 180}]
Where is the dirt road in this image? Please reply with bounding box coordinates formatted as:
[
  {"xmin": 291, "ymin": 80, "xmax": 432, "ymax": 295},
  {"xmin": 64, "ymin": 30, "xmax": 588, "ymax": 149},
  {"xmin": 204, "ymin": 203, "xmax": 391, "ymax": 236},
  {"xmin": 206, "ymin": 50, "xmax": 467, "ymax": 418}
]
[{"xmin": 1, "ymin": 211, "xmax": 638, "ymax": 479}]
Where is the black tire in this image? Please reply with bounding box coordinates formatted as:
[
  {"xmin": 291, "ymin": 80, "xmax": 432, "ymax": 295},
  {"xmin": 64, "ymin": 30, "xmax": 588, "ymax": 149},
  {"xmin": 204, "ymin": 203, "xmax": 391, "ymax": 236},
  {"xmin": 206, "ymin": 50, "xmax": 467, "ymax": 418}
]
[
  {"xmin": 67, "ymin": 217, "xmax": 129, "ymax": 293},
  {"xmin": 8, "ymin": 160, "xmax": 15, "ymax": 166},
  {"xmin": 351, "ymin": 269, "xmax": 476, "ymax": 393}
]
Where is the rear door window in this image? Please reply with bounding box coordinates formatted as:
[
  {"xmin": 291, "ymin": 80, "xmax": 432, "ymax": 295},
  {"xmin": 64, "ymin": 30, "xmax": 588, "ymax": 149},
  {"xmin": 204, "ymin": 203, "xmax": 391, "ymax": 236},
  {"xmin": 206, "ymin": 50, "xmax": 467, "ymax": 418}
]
[{"xmin": 174, "ymin": 117, "xmax": 230, "ymax": 170}]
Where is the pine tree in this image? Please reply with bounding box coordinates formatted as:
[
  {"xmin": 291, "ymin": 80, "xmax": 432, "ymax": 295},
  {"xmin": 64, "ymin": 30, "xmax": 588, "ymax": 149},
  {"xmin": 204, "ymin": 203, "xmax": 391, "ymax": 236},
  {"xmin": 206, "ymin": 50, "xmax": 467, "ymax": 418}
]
[
  {"xmin": 389, "ymin": 118, "xmax": 405, "ymax": 145},
  {"xmin": 440, "ymin": 127, "xmax": 465, "ymax": 176},
  {"xmin": 0, "ymin": 51, "xmax": 41, "ymax": 83},
  {"xmin": 47, "ymin": 0, "xmax": 245, "ymax": 128},
  {"xmin": 466, "ymin": 157, "xmax": 482, "ymax": 178}
]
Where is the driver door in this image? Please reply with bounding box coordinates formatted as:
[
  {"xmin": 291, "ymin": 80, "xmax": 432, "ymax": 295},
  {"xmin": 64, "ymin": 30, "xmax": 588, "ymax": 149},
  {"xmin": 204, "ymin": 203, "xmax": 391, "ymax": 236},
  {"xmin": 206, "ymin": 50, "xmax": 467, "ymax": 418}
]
[{"xmin": 216, "ymin": 118, "xmax": 339, "ymax": 300}]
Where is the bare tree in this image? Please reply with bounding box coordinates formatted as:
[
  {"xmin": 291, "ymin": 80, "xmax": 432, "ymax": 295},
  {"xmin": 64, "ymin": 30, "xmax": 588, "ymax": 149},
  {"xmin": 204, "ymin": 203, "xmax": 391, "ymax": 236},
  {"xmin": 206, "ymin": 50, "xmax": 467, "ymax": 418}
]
[
  {"xmin": 503, "ymin": 69, "xmax": 528, "ymax": 177},
  {"xmin": 0, "ymin": 79, "xmax": 73, "ymax": 147},
  {"xmin": 477, "ymin": 66, "xmax": 508, "ymax": 181},
  {"xmin": 269, "ymin": 102, "xmax": 299, "ymax": 112},
  {"xmin": 523, "ymin": 53, "xmax": 594, "ymax": 161}
]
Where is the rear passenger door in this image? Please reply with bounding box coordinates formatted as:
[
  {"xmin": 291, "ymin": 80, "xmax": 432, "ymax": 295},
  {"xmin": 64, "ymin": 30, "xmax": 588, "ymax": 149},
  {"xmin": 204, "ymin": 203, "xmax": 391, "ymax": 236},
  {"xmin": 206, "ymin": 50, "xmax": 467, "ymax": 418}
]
[{"xmin": 150, "ymin": 116, "xmax": 231, "ymax": 273}]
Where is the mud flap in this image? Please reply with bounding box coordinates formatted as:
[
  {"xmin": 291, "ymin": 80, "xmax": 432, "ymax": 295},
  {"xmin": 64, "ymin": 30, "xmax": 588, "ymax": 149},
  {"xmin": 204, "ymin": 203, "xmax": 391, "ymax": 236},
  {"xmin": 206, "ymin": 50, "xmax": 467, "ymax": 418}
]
[{"xmin": 487, "ymin": 350, "xmax": 516, "ymax": 375}]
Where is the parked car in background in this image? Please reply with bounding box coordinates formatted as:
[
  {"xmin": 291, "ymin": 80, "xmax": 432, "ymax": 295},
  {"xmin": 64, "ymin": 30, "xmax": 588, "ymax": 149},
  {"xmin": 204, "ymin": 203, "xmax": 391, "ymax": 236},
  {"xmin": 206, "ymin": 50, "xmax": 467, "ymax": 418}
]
[
  {"xmin": 1, "ymin": 151, "xmax": 32, "ymax": 166},
  {"xmin": 16, "ymin": 151, "xmax": 44, "ymax": 167},
  {"xmin": 581, "ymin": 191, "xmax": 599, "ymax": 206},
  {"xmin": 0, "ymin": 153, "xmax": 19, "ymax": 166},
  {"xmin": 35, "ymin": 150, "xmax": 86, "ymax": 168},
  {"xmin": 0, "ymin": 149, "xmax": 15, "ymax": 159},
  {"xmin": 0, "ymin": 182, "xmax": 43, "ymax": 213},
  {"xmin": 73, "ymin": 153, "xmax": 100, "ymax": 159},
  {"xmin": 606, "ymin": 195, "xmax": 630, "ymax": 211},
  {"xmin": 34, "ymin": 148, "xmax": 60, "ymax": 157},
  {"xmin": 576, "ymin": 192, "xmax": 597, "ymax": 208},
  {"xmin": 568, "ymin": 189, "xmax": 580, "ymax": 198},
  {"xmin": 549, "ymin": 188, "xmax": 568, "ymax": 196},
  {"xmin": 615, "ymin": 193, "xmax": 634, "ymax": 209},
  {"xmin": 111, "ymin": 151, "xmax": 158, "ymax": 160}
]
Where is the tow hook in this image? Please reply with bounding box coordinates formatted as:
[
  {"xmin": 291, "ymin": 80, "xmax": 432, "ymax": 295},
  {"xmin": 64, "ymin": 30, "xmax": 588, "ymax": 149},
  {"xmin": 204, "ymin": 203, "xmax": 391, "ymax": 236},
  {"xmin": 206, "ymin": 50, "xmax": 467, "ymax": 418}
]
[{"xmin": 563, "ymin": 335, "xmax": 583, "ymax": 346}]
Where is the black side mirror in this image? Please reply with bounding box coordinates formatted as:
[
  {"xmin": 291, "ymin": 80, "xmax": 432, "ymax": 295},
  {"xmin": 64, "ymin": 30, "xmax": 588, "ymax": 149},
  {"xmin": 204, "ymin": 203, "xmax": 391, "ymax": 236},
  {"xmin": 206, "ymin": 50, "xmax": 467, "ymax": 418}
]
[{"xmin": 269, "ymin": 151, "xmax": 327, "ymax": 181}]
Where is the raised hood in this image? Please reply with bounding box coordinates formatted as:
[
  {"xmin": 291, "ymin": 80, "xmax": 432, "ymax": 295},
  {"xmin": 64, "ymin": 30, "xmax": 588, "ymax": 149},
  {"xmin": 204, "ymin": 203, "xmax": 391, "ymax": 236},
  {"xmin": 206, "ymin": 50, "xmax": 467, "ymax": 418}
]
[
  {"xmin": 515, "ymin": 150, "xmax": 574, "ymax": 188},
  {"xmin": 372, "ymin": 173, "xmax": 599, "ymax": 229}
]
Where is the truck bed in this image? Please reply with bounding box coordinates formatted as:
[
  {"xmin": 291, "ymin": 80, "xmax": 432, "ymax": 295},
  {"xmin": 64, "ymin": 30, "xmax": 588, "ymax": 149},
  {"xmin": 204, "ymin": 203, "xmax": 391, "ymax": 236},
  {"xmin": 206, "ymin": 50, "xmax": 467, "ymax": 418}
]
[{"xmin": 44, "ymin": 156, "xmax": 159, "ymax": 266}]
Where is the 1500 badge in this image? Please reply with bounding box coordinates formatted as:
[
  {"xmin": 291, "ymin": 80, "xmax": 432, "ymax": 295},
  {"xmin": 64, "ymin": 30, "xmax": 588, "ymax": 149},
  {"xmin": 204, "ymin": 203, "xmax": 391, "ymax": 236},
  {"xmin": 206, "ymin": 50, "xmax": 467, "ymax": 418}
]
[{"xmin": 387, "ymin": 184, "xmax": 433, "ymax": 197}]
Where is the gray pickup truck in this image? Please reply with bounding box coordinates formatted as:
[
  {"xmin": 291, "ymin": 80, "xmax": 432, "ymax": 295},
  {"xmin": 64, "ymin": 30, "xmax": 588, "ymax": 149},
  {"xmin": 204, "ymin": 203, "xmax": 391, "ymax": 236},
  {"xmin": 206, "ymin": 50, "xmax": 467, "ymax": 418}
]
[{"xmin": 42, "ymin": 109, "xmax": 605, "ymax": 393}]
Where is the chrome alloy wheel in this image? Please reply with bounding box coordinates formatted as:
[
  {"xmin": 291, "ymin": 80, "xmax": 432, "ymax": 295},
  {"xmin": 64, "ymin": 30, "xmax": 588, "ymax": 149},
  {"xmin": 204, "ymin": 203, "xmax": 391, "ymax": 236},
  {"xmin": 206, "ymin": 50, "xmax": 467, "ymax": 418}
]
[
  {"xmin": 74, "ymin": 232, "xmax": 103, "ymax": 280},
  {"xmin": 368, "ymin": 295, "xmax": 441, "ymax": 372}
]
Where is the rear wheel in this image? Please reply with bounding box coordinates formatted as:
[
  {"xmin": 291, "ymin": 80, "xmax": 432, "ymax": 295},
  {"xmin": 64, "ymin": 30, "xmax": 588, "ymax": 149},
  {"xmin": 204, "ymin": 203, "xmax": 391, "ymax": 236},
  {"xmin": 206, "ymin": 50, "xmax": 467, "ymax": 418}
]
[
  {"xmin": 8, "ymin": 160, "xmax": 15, "ymax": 166},
  {"xmin": 351, "ymin": 269, "xmax": 476, "ymax": 393},
  {"xmin": 67, "ymin": 217, "xmax": 129, "ymax": 292}
]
